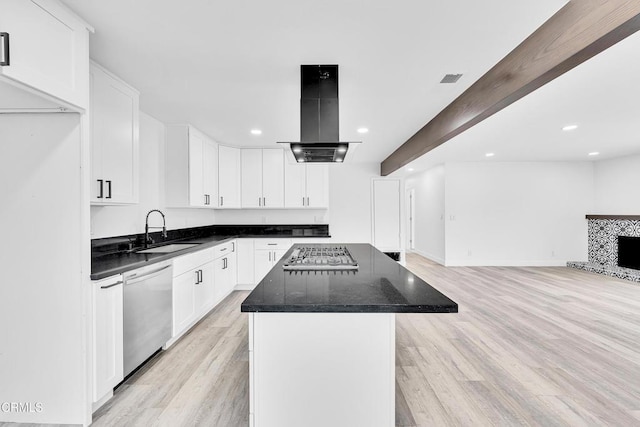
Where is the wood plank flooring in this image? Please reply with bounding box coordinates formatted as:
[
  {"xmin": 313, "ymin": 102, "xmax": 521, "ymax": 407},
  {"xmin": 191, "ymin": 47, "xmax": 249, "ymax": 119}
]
[{"xmin": 4, "ymin": 254, "xmax": 640, "ymax": 426}]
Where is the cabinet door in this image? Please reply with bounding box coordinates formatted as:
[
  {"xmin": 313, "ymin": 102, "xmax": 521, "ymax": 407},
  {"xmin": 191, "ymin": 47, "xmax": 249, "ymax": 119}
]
[
  {"xmin": 195, "ymin": 261, "xmax": 215, "ymax": 315},
  {"xmin": 237, "ymin": 239, "xmax": 255, "ymax": 285},
  {"xmin": 284, "ymin": 161, "xmax": 306, "ymax": 208},
  {"xmin": 91, "ymin": 64, "xmax": 139, "ymax": 204},
  {"xmin": 93, "ymin": 276, "xmax": 123, "ymax": 402},
  {"xmin": 254, "ymin": 250, "xmax": 273, "ymax": 284},
  {"xmin": 218, "ymin": 145, "xmax": 241, "ymax": 208},
  {"xmin": 173, "ymin": 270, "xmax": 196, "ymax": 336},
  {"xmin": 188, "ymin": 130, "xmax": 205, "ymax": 207},
  {"xmin": 213, "ymin": 255, "xmax": 236, "ymax": 304},
  {"xmin": 226, "ymin": 250, "xmax": 237, "ymax": 292},
  {"xmin": 305, "ymin": 164, "xmax": 329, "ymax": 208},
  {"xmin": 202, "ymin": 139, "xmax": 218, "ymax": 208},
  {"xmin": 241, "ymin": 149, "xmax": 263, "ymax": 208},
  {"xmin": 262, "ymin": 149, "xmax": 284, "ymax": 208},
  {"xmin": 0, "ymin": 0, "xmax": 90, "ymax": 110},
  {"xmin": 273, "ymin": 248, "xmax": 289, "ymax": 264}
]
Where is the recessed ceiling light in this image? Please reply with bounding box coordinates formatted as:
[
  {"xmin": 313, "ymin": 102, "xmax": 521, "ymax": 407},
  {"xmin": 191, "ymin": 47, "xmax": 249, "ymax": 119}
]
[
  {"xmin": 292, "ymin": 146, "xmax": 302, "ymax": 153},
  {"xmin": 485, "ymin": 153, "xmax": 495, "ymax": 157},
  {"xmin": 335, "ymin": 158, "xmax": 343, "ymax": 163},
  {"xmin": 408, "ymin": 168, "xmax": 414, "ymax": 172},
  {"xmin": 357, "ymin": 127, "xmax": 369, "ymax": 134},
  {"xmin": 250, "ymin": 129, "xmax": 262, "ymax": 135},
  {"xmin": 562, "ymin": 125, "xmax": 578, "ymax": 131},
  {"xmin": 588, "ymin": 152, "xmax": 600, "ymax": 156},
  {"xmin": 337, "ymin": 146, "xmax": 347, "ymax": 153}
]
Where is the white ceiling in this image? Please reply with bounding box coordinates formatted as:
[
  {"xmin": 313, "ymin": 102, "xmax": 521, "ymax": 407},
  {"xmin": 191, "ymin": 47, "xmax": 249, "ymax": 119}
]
[
  {"xmin": 398, "ymin": 24, "xmax": 640, "ymax": 176},
  {"xmin": 61, "ymin": 0, "xmax": 566, "ymax": 163}
]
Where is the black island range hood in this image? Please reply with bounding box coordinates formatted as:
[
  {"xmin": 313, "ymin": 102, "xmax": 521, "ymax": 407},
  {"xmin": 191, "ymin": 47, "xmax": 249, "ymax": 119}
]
[{"xmin": 278, "ymin": 65, "xmax": 360, "ymax": 163}]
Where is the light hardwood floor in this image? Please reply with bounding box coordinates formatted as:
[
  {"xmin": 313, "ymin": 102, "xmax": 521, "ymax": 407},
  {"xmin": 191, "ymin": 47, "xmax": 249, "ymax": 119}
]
[{"xmin": 5, "ymin": 254, "xmax": 640, "ymax": 426}]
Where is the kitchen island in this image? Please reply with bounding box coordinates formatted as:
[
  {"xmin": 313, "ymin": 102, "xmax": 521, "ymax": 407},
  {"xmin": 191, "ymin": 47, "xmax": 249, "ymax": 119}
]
[{"xmin": 241, "ymin": 243, "xmax": 457, "ymax": 427}]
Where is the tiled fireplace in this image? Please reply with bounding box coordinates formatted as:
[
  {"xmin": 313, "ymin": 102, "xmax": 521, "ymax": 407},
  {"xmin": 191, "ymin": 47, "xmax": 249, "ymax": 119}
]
[{"xmin": 567, "ymin": 215, "xmax": 640, "ymax": 282}]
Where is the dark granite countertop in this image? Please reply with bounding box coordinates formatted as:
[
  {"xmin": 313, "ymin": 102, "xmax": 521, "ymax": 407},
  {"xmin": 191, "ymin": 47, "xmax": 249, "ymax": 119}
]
[
  {"xmin": 241, "ymin": 243, "xmax": 458, "ymax": 314},
  {"xmin": 91, "ymin": 235, "xmax": 236, "ymax": 280},
  {"xmin": 91, "ymin": 224, "xmax": 330, "ymax": 280}
]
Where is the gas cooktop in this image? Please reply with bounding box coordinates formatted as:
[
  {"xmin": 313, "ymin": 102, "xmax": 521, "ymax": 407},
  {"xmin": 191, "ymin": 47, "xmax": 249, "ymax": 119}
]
[{"xmin": 283, "ymin": 245, "xmax": 359, "ymax": 271}]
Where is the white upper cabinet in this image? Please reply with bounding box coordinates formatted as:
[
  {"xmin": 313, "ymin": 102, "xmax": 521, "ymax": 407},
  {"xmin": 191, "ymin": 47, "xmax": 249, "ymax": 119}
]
[
  {"xmin": 262, "ymin": 149, "xmax": 285, "ymax": 208},
  {"xmin": 166, "ymin": 125, "xmax": 218, "ymax": 208},
  {"xmin": 202, "ymin": 138, "xmax": 219, "ymax": 207},
  {"xmin": 0, "ymin": 0, "xmax": 91, "ymax": 111},
  {"xmin": 90, "ymin": 62, "xmax": 139, "ymax": 205},
  {"xmin": 241, "ymin": 149, "xmax": 263, "ymax": 208},
  {"xmin": 218, "ymin": 145, "xmax": 241, "ymax": 208},
  {"xmin": 241, "ymin": 148, "xmax": 284, "ymax": 208},
  {"xmin": 284, "ymin": 162, "xmax": 329, "ymax": 208}
]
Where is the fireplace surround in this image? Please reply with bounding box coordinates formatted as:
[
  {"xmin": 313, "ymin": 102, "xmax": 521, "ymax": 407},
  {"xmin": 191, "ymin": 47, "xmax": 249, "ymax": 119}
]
[{"xmin": 567, "ymin": 215, "xmax": 640, "ymax": 283}]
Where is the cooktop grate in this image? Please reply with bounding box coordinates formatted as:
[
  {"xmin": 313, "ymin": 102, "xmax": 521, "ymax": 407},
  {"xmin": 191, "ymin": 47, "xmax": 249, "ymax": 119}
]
[{"xmin": 283, "ymin": 245, "xmax": 359, "ymax": 270}]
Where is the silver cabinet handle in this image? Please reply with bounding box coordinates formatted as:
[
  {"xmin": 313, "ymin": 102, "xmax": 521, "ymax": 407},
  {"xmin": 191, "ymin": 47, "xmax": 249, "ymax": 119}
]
[
  {"xmin": 263, "ymin": 197, "xmax": 266, "ymax": 207},
  {"xmin": 267, "ymin": 243, "xmax": 277, "ymax": 246},
  {"xmin": 125, "ymin": 265, "xmax": 172, "ymax": 284},
  {"xmin": 100, "ymin": 280, "xmax": 123, "ymax": 289},
  {"xmin": 97, "ymin": 179, "xmax": 104, "ymax": 199},
  {"xmin": 268, "ymin": 252, "xmax": 271, "ymax": 261},
  {"xmin": 220, "ymin": 247, "xmax": 227, "ymax": 251},
  {"xmin": 220, "ymin": 196, "xmax": 224, "ymax": 206},
  {"xmin": 0, "ymin": 32, "xmax": 9, "ymax": 66},
  {"xmin": 232, "ymin": 242, "xmax": 235, "ymax": 252},
  {"xmin": 259, "ymin": 197, "xmax": 262, "ymax": 207},
  {"xmin": 306, "ymin": 197, "xmax": 309, "ymax": 206},
  {"xmin": 106, "ymin": 180, "xmax": 112, "ymax": 199}
]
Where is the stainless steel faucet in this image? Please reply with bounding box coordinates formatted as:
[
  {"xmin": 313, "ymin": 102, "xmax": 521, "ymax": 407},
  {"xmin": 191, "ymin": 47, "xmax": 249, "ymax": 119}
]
[{"xmin": 145, "ymin": 209, "xmax": 167, "ymax": 248}]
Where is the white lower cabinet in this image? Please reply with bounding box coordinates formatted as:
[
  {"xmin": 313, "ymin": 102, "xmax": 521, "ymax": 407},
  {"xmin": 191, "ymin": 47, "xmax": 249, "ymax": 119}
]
[
  {"xmin": 171, "ymin": 242, "xmax": 237, "ymax": 341},
  {"xmin": 214, "ymin": 241, "xmax": 237, "ymax": 303},
  {"xmin": 92, "ymin": 275, "xmax": 123, "ymax": 405},
  {"xmin": 254, "ymin": 239, "xmax": 292, "ymax": 284},
  {"xmin": 236, "ymin": 239, "xmax": 255, "ymax": 287},
  {"xmin": 172, "ymin": 268, "xmax": 197, "ymax": 336},
  {"xmin": 172, "ymin": 248, "xmax": 215, "ymax": 338},
  {"xmin": 195, "ymin": 260, "xmax": 215, "ymax": 315}
]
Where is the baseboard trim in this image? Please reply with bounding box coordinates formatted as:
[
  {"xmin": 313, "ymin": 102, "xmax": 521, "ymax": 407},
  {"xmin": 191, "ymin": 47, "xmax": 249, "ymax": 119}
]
[
  {"xmin": 444, "ymin": 259, "xmax": 570, "ymax": 267},
  {"xmin": 410, "ymin": 249, "xmax": 445, "ymax": 265}
]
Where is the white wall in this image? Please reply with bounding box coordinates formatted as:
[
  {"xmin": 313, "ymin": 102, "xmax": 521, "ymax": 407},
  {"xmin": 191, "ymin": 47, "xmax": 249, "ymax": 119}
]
[
  {"xmin": 593, "ymin": 153, "xmax": 640, "ymax": 214},
  {"xmin": 405, "ymin": 165, "xmax": 445, "ymax": 264},
  {"xmin": 444, "ymin": 162, "xmax": 593, "ymax": 266},
  {"xmin": 0, "ymin": 114, "xmax": 87, "ymax": 423},
  {"xmin": 91, "ymin": 112, "xmax": 215, "ymax": 238},
  {"xmin": 326, "ymin": 162, "xmax": 379, "ymax": 243}
]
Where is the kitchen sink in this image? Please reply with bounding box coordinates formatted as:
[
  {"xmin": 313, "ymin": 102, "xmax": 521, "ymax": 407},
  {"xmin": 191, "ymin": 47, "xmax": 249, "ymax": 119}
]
[{"xmin": 136, "ymin": 243, "xmax": 200, "ymax": 254}]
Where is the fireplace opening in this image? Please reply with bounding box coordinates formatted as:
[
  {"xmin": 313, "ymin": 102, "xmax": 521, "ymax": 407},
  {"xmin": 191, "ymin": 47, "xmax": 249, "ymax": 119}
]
[{"xmin": 618, "ymin": 236, "xmax": 640, "ymax": 270}]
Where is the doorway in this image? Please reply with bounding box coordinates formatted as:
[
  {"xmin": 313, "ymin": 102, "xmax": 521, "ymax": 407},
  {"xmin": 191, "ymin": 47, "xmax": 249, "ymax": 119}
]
[{"xmin": 406, "ymin": 188, "xmax": 415, "ymax": 251}]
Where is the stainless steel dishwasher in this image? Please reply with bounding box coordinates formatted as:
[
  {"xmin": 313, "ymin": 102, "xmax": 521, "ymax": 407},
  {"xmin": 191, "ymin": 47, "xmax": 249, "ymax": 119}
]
[{"xmin": 123, "ymin": 261, "xmax": 173, "ymax": 377}]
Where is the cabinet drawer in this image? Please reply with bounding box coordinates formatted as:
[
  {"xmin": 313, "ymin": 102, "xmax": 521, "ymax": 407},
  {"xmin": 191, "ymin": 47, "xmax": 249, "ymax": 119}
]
[
  {"xmin": 173, "ymin": 248, "xmax": 215, "ymax": 277},
  {"xmin": 254, "ymin": 239, "xmax": 292, "ymax": 251},
  {"xmin": 214, "ymin": 240, "xmax": 236, "ymax": 259}
]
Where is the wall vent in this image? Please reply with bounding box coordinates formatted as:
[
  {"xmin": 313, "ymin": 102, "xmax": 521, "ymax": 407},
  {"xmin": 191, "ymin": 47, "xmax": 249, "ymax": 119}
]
[{"xmin": 440, "ymin": 74, "xmax": 463, "ymax": 84}]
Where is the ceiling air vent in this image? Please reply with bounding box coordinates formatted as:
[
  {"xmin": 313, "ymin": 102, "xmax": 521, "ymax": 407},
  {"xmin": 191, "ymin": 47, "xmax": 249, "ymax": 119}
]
[{"xmin": 440, "ymin": 74, "xmax": 463, "ymax": 84}]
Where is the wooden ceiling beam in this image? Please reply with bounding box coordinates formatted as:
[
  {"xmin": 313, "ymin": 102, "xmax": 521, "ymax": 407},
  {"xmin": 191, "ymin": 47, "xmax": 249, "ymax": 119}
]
[{"xmin": 380, "ymin": 0, "xmax": 640, "ymax": 176}]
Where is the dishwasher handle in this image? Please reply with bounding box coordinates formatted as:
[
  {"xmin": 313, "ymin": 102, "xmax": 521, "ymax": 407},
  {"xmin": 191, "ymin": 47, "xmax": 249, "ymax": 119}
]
[{"xmin": 125, "ymin": 264, "xmax": 172, "ymax": 285}]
